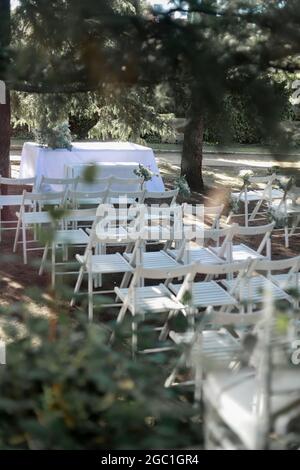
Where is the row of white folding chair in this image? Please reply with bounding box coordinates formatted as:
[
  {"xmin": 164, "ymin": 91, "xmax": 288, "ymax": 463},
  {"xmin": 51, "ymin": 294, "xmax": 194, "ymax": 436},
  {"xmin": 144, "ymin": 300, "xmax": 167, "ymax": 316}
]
[
  {"xmin": 112, "ymin": 255, "xmax": 300, "ymax": 355},
  {"xmin": 0, "ymin": 176, "xmax": 36, "ymax": 242},
  {"xmin": 48, "ymin": 204, "xmax": 219, "ymax": 319},
  {"xmin": 165, "ymin": 256, "xmax": 300, "ymax": 401},
  {"xmin": 37, "ymin": 175, "xmax": 143, "ymax": 193},
  {"xmin": 111, "ymin": 259, "xmax": 262, "ymax": 357},
  {"xmin": 67, "ymin": 188, "xmax": 179, "ymax": 209},
  {"xmin": 228, "ymin": 173, "xmax": 283, "ymax": 226},
  {"xmin": 12, "ymin": 188, "xmax": 179, "ymax": 264}
]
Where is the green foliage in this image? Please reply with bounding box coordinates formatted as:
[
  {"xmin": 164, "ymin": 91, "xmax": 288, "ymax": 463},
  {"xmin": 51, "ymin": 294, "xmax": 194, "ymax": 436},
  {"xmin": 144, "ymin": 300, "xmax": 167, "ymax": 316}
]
[
  {"xmin": 203, "ymin": 86, "xmax": 293, "ymax": 145},
  {"xmin": 0, "ymin": 313, "xmax": 200, "ymax": 450},
  {"xmin": 133, "ymin": 164, "xmax": 155, "ymax": 182},
  {"xmin": 11, "ymin": 86, "xmax": 175, "ymax": 144},
  {"xmin": 175, "ymin": 175, "xmax": 191, "ymax": 197},
  {"xmin": 34, "ymin": 121, "xmax": 72, "ymax": 150}
]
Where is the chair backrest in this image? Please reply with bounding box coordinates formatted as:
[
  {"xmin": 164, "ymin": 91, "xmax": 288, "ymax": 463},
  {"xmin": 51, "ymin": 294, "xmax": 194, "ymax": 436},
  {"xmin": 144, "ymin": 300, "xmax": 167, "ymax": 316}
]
[
  {"xmin": 109, "ymin": 176, "xmax": 143, "ymax": 192},
  {"xmin": 249, "ymin": 174, "xmax": 276, "ymax": 185},
  {"xmin": 0, "ymin": 176, "xmax": 37, "ymax": 195},
  {"xmin": 194, "ymin": 259, "xmax": 251, "ymax": 276},
  {"xmin": 77, "ymin": 176, "xmax": 112, "ymax": 192},
  {"xmin": 67, "ymin": 189, "xmax": 108, "ymax": 207},
  {"xmin": 143, "ymin": 189, "xmax": 178, "ymax": 206},
  {"xmin": 106, "ymin": 189, "xmax": 145, "ymax": 205},
  {"xmin": 0, "ymin": 176, "xmax": 36, "ymax": 187},
  {"xmin": 21, "ymin": 190, "xmax": 66, "ymax": 211},
  {"xmin": 38, "ymin": 176, "xmax": 78, "ymax": 193},
  {"xmin": 235, "ymin": 222, "xmax": 274, "ymax": 257},
  {"xmin": 143, "ymin": 204, "xmax": 184, "ymax": 241},
  {"xmin": 255, "ymin": 256, "xmax": 300, "ymax": 289},
  {"xmin": 175, "ymin": 224, "xmax": 238, "ymax": 262},
  {"xmin": 62, "ymin": 208, "xmax": 97, "ymax": 224},
  {"xmin": 204, "ymin": 205, "xmax": 224, "ymax": 229}
]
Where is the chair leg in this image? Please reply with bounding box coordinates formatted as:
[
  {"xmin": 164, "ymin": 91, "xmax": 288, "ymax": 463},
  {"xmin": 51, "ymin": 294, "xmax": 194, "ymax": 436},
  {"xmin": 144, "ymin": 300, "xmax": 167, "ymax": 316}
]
[
  {"xmin": 70, "ymin": 266, "xmax": 85, "ymax": 307},
  {"xmin": 245, "ymin": 200, "xmax": 249, "ymax": 227},
  {"xmin": 132, "ymin": 319, "xmax": 138, "ymax": 359},
  {"xmin": 51, "ymin": 242, "xmax": 56, "ymax": 288},
  {"xmin": 0, "ymin": 208, "xmax": 2, "ymax": 243},
  {"xmin": 13, "ymin": 216, "xmax": 21, "ymax": 253},
  {"xmin": 88, "ymin": 271, "xmax": 93, "ymax": 322},
  {"xmin": 39, "ymin": 243, "xmax": 49, "ymax": 276},
  {"xmin": 22, "ymin": 222, "xmax": 27, "ymax": 264},
  {"xmin": 110, "ymin": 304, "xmax": 128, "ymax": 343}
]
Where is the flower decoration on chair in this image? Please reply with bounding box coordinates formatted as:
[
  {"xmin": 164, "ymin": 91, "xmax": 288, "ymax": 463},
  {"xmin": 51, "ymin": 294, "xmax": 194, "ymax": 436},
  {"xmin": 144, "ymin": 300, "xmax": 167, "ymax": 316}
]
[
  {"xmin": 133, "ymin": 164, "xmax": 157, "ymax": 189},
  {"xmin": 174, "ymin": 175, "xmax": 191, "ymax": 197},
  {"xmin": 239, "ymin": 169, "xmax": 254, "ymax": 187},
  {"xmin": 276, "ymin": 176, "xmax": 295, "ymax": 193},
  {"xmin": 267, "ymin": 207, "xmax": 289, "ymax": 229},
  {"xmin": 228, "ymin": 196, "xmax": 240, "ymax": 214},
  {"xmin": 34, "ymin": 121, "xmax": 72, "ymax": 150}
]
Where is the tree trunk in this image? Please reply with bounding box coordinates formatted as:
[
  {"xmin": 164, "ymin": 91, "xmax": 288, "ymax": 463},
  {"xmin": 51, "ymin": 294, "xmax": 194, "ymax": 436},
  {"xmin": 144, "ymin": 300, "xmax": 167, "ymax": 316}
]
[
  {"xmin": 0, "ymin": 0, "xmax": 11, "ymax": 179},
  {"xmin": 0, "ymin": 90, "xmax": 11, "ymax": 178},
  {"xmin": 181, "ymin": 97, "xmax": 204, "ymax": 193}
]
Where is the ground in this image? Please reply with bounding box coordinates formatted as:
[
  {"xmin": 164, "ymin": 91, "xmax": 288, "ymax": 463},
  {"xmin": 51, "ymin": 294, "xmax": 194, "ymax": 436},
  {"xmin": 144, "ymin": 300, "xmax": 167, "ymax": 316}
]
[{"xmin": 1, "ymin": 144, "xmax": 300, "ymax": 314}]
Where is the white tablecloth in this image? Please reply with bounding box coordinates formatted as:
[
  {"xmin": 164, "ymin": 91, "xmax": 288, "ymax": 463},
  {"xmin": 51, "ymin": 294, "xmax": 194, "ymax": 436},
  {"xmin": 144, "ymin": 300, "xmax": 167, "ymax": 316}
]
[{"xmin": 19, "ymin": 142, "xmax": 164, "ymax": 192}]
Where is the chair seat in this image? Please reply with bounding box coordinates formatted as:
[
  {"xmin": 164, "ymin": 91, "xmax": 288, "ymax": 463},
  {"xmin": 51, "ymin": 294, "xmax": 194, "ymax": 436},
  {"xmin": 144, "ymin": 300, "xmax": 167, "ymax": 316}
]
[
  {"xmin": 168, "ymin": 247, "xmax": 224, "ymax": 264},
  {"xmin": 169, "ymin": 329, "xmax": 241, "ymax": 362},
  {"xmin": 232, "ymin": 190, "xmax": 262, "ymax": 203},
  {"xmin": 0, "ymin": 195, "xmax": 31, "ymax": 207},
  {"xmin": 211, "ymin": 244, "xmax": 265, "ymax": 262},
  {"xmin": 21, "ymin": 211, "xmax": 52, "ymax": 224},
  {"xmin": 74, "ymin": 198, "xmax": 102, "ymax": 206},
  {"xmin": 123, "ymin": 250, "xmax": 180, "ymax": 269},
  {"xmin": 54, "ymin": 229, "xmax": 89, "ymax": 245},
  {"xmin": 222, "ymin": 275, "xmax": 289, "ymax": 303},
  {"xmin": 76, "ymin": 253, "xmax": 133, "ymax": 274},
  {"xmin": 204, "ymin": 368, "xmax": 300, "ymax": 449},
  {"xmin": 272, "ymin": 273, "xmax": 300, "ymax": 290},
  {"xmin": 115, "ymin": 284, "xmax": 186, "ymax": 314},
  {"xmin": 95, "ymin": 225, "xmax": 130, "ymax": 242},
  {"xmin": 271, "ymin": 200, "xmax": 300, "ymax": 215},
  {"xmin": 169, "ymin": 281, "xmax": 238, "ymax": 308},
  {"xmin": 232, "ymin": 189, "xmax": 284, "ymax": 203}
]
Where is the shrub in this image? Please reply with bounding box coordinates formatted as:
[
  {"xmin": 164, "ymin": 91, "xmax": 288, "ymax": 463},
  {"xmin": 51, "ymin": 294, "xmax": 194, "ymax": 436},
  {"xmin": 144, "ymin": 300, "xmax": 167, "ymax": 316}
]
[{"xmin": 0, "ymin": 313, "xmax": 200, "ymax": 450}]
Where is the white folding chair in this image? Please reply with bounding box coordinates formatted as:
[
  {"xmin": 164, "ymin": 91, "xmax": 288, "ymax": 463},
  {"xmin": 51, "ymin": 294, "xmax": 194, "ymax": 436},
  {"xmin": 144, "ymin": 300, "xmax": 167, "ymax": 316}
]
[
  {"xmin": 167, "ymin": 225, "xmax": 237, "ymax": 265},
  {"xmin": 204, "ymin": 294, "xmax": 300, "ymax": 450},
  {"xmin": 0, "ymin": 176, "xmax": 36, "ymax": 242},
  {"xmin": 228, "ymin": 174, "xmax": 283, "ymax": 226},
  {"xmin": 113, "ymin": 263, "xmax": 198, "ymax": 356},
  {"xmin": 270, "ymin": 185, "xmax": 300, "ymax": 248},
  {"xmin": 254, "ymin": 256, "xmax": 300, "ymax": 308},
  {"xmin": 165, "ymin": 308, "xmax": 262, "ymax": 403},
  {"xmin": 39, "ymin": 208, "xmax": 98, "ymax": 287},
  {"xmin": 13, "ymin": 190, "xmax": 66, "ymax": 264},
  {"xmin": 70, "ymin": 205, "xmax": 138, "ymax": 321},
  {"xmin": 221, "ymin": 257, "xmax": 295, "ymax": 310},
  {"xmin": 210, "ymin": 222, "xmax": 274, "ymax": 262}
]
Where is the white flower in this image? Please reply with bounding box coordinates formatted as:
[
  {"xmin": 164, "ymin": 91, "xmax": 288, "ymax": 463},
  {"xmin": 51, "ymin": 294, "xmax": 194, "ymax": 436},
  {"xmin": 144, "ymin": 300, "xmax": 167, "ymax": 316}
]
[{"xmin": 239, "ymin": 170, "xmax": 254, "ymax": 178}]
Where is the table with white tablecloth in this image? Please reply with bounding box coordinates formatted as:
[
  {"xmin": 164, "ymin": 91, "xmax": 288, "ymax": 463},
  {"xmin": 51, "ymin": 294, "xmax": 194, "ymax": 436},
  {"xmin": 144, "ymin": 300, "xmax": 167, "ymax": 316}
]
[{"xmin": 19, "ymin": 142, "xmax": 164, "ymax": 192}]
